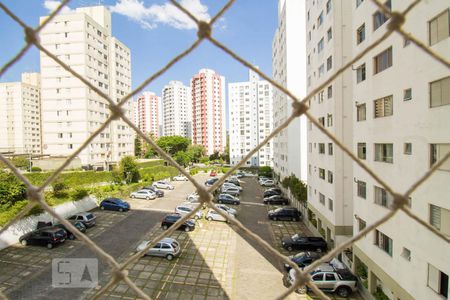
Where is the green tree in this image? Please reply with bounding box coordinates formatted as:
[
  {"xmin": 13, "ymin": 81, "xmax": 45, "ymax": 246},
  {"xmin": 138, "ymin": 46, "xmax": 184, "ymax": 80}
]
[
  {"xmin": 0, "ymin": 171, "xmax": 27, "ymax": 206},
  {"xmin": 119, "ymin": 156, "xmax": 140, "ymax": 183},
  {"xmin": 209, "ymin": 151, "xmax": 220, "ymax": 161},
  {"xmin": 52, "ymin": 179, "xmax": 68, "ymax": 198},
  {"xmin": 111, "ymin": 167, "xmax": 123, "ymax": 185},
  {"xmin": 156, "ymin": 136, "xmax": 190, "ymax": 156},
  {"xmin": 134, "ymin": 137, "xmax": 142, "ymax": 157},
  {"xmin": 258, "ymin": 166, "xmax": 273, "ymax": 178},
  {"xmin": 187, "ymin": 145, "xmax": 206, "ymax": 163},
  {"xmin": 173, "ymin": 151, "xmax": 191, "ymax": 167}
]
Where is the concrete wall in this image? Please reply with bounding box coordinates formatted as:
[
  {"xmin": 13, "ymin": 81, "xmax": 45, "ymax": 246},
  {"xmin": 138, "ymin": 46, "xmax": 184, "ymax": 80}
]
[
  {"xmin": 0, "ymin": 196, "xmax": 98, "ymax": 250},
  {"xmin": 32, "ymin": 157, "xmax": 82, "ymax": 171}
]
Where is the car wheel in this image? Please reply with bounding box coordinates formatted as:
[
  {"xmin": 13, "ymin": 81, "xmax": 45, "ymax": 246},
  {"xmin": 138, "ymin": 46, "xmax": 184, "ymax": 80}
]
[
  {"xmin": 47, "ymin": 243, "xmax": 53, "ymax": 249},
  {"xmin": 184, "ymin": 226, "xmax": 190, "ymax": 232},
  {"xmin": 207, "ymin": 217, "xmax": 213, "ymax": 221},
  {"xmin": 219, "ymin": 200, "xmax": 223, "ymax": 204},
  {"xmin": 21, "ymin": 239, "xmax": 27, "ymax": 246},
  {"xmin": 336, "ymin": 286, "xmax": 351, "ymax": 298},
  {"xmin": 194, "ymin": 215, "xmax": 199, "ymax": 220},
  {"xmin": 100, "ymin": 206, "xmax": 105, "ymax": 210},
  {"xmin": 273, "ymin": 217, "xmax": 277, "ymax": 221},
  {"xmin": 131, "ymin": 195, "xmax": 135, "ymax": 198},
  {"xmin": 316, "ymin": 248, "xmax": 323, "ymax": 253},
  {"xmin": 292, "ymin": 217, "xmax": 297, "ymax": 222},
  {"xmin": 296, "ymin": 286, "xmax": 307, "ymax": 294},
  {"xmin": 287, "ymin": 246, "xmax": 293, "ymax": 251},
  {"xmin": 162, "ymin": 225, "xmax": 168, "ymax": 230},
  {"xmin": 119, "ymin": 208, "xmax": 124, "ymax": 212},
  {"xmin": 166, "ymin": 254, "xmax": 174, "ymax": 261},
  {"xmin": 146, "ymin": 196, "xmax": 150, "ymax": 200},
  {"xmin": 68, "ymin": 234, "xmax": 75, "ymax": 240},
  {"xmin": 234, "ymin": 201, "xmax": 238, "ymax": 205}
]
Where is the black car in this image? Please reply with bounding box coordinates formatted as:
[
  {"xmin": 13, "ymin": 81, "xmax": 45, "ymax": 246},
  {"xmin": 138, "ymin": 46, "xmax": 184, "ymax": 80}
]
[
  {"xmin": 54, "ymin": 221, "xmax": 87, "ymax": 240},
  {"xmin": 268, "ymin": 207, "xmax": 302, "ymax": 221},
  {"xmin": 216, "ymin": 193, "xmax": 240, "ymax": 205},
  {"xmin": 284, "ymin": 251, "xmax": 322, "ymax": 271},
  {"xmin": 142, "ymin": 185, "xmax": 164, "ymax": 197},
  {"xmin": 205, "ymin": 178, "xmax": 219, "ymax": 186},
  {"xmin": 263, "ymin": 195, "xmax": 289, "ymax": 205},
  {"xmin": 263, "ymin": 189, "xmax": 282, "ymax": 198},
  {"xmin": 265, "ymin": 187, "xmax": 282, "ymax": 194},
  {"xmin": 19, "ymin": 226, "xmax": 67, "ymax": 249},
  {"xmin": 161, "ymin": 214, "xmax": 196, "ymax": 232},
  {"xmin": 282, "ymin": 234, "xmax": 328, "ymax": 252}
]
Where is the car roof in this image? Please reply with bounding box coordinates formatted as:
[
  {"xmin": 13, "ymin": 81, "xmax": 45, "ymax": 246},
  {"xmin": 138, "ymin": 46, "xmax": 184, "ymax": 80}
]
[
  {"xmin": 312, "ymin": 263, "xmax": 335, "ymax": 273},
  {"xmin": 39, "ymin": 226, "xmax": 64, "ymax": 233}
]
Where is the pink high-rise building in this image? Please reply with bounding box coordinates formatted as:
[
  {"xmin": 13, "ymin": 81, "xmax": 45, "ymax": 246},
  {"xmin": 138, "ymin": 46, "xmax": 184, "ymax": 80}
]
[
  {"xmin": 137, "ymin": 92, "xmax": 160, "ymax": 138},
  {"xmin": 190, "ymin": 69, "xmax": 226, "ymax": 155}
]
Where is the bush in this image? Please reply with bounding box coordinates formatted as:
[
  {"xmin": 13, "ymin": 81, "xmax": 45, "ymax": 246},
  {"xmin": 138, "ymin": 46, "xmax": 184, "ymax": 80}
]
[
  {"xmin": 189, "ymin": 168, "xmax": 199, "ymax": 175},
  {"xmin": 0, "ymin": 171, "xmax": 27, "ymax": 206},
  {"xmin": 72, "ymin": 188, "xmax": 89, "ymax": 200},
  {"xmin": 258, "ymin": 166, "xmax": 273, "ymax": 178},
  {"xmin": 25, "ymin": 171, "xmax": 113, "ymax": 186},
  {"xmin": 52, "ymin": 180, "xmax": 68, "ymax": 198},
  {"xmin": 31, "ymin": 166, "xmax": 42, "ymax": 172},
  {"xmin": 119, "ymin": 156, "xmax": 140, "ymax": 183},
  {"xmin": 137, "ymin": 159, "xmax": 164, "ymax": 169}
]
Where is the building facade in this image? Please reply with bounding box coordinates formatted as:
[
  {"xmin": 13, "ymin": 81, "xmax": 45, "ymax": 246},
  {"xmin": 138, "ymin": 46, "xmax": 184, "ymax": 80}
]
[
  {"xmin": 350, "ymin": 1, "xmax": 450, "ymax": 299},
  {"xmin": 272, "ymin": 0, "xmax": 308, "ymax": 181},
  {"xmin": 305, "ymin": 0, "xmax": 354, "ymax": 249},
  {"xmin": 191, "ymin": 69, "xmax": 226, "ymax": 155},
  {"xmin": 229, "ymin": 69, "xmax": 273, "ymax": 167},
  {"xmin": 162, "ymin": 80, "xmax": 191, "ymax": 138},
  {"xmin": 39, "ymin": 6, "xmax": 134, "ymax": 168},
  {"xmin": 0, "ymin": 73, "xmax": 42, "ymax": 155},
  {"xmin": 137, "ymin": 91, "xmax": 160, "ymax": 138}
]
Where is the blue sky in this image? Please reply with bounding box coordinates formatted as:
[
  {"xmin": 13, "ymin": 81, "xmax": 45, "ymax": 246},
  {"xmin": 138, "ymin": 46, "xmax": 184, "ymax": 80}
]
[{"xmin": 0, "ymin": 0, "xmax": 278, "ymax": 95}]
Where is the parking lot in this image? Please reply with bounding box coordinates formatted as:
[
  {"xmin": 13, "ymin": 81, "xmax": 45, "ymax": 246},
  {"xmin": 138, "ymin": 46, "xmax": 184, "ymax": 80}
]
[{"xmin": 0, "ymin": 172, "xmax": 360, "ymax": 299}]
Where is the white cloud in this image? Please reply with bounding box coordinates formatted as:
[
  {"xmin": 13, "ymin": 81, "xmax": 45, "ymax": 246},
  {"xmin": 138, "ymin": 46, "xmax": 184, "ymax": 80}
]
[
  {"xmin": 43, "ymin": 0, "xmax": 73, "ymax": 14},
  {"xmin": 109, "ymin": 0, "xmax": 212, "ymax": 30}
]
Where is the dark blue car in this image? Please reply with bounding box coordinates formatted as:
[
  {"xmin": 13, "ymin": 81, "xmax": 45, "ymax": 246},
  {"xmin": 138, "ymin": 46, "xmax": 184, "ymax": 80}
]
[{"xmin": 100, "ymin": 198, "xmax": 130, "ymax": 212}]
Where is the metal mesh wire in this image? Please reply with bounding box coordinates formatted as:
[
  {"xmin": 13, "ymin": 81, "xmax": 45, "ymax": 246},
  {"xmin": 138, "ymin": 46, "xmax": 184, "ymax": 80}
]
[{"xmin": 0, "ymin": 0, "xmax": 449, "ymax": 299}]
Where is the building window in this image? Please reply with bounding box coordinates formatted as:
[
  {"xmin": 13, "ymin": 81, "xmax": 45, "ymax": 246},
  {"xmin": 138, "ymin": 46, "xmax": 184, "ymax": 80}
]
[
  {"xmin": 430, "ymin": 204, "xmax": 450, "ymax": 237},
  {"xmin": 318, "ymin": 117, "xmax": 325, "ymax": 126},
  {"xmin": 319, "ymin": 193, "xmax": 325, "ymax": 205},
  {"xmin": 373, "ymin": 0, "xmax": 391, "ymax": 31},
  {"xmin": 357, "ymin": 180, "xmax": 366, "ymax": 199},
  {"xmin": 68, "ymin": 144, "xmax": 73, "ymax": 149},
  {"xmin": 327, "ymin": 56, "xmax": 333, "ymax": 71},
  {"xmin": 427, "ymin": 264, "xmax": 449, "ymax": 298},
  {"xmin": 328, "ymin": 198, "xmax": 333, "ymax": 211},
  {"xmin": 357, "ymin": 143, "xmax": 366, "ymax": 159},
  {"xmin": 319, "ymin": 168, "xmax": 325, "ymax": 179},
  {"xmin": 327, "ymin": 171, "xmax": 333, "ymax": 183},
  {"xmin": 430, "ymin": 144, "xmax": 450, "ymax": 171},
  {"xmin": 319, "ymin": 143, "xmax": 325, "ymax": 154},
  {"xmin": 58, "ymin": 133, "xmax": 63, "ymax": 138},
  {"xmin": 327, "ymin": 28, "xmax": 332, "ymax": 41},
  {"xmin": 326, "ymin": 0, "xmax": 332, "ymax": 14},
  {"xmin": 404, "ymin": 37, "xmax": 411, "ymax": 47},
  {"xmin": 374, "ymin": 186, "xmax": 393, "ymax": 208},
  {"xmin": 318, "ymin": 38, "xmax": 324, "ymax": 53},
  {"xmin": 429, "ymin": 9, "xmax": 450, "ymax": 46},
  {"xmin": 356, "ymin": 0, "xmax": 364, "ymax": 8},
  {"xmin": 357, "ymin": 24, "xmax": 365, "ymax": 44},
  {"xmin": 375, "ymin": 143, "xmax": 393, "ymax": 163},
  {"xmin": 327, "ymin": 85, "xmax": 333, "ymax": 98},
  {"xmin": 401, "ymin": 247, "xmax": 411, "ymax": 261},
  {"xmin": 403, "ymin": 88, "xmax": 412, "ymax": 101},
  {"xmin": 328, "ymin": 143, "xmax": 333, "ymax": 155},
  {"xmin": 358, "ymin": 218, "xmax": 366, "ymax": 231},
  {"xmin": 430, "ymin": 76, "xmax": 450, "ymax": 108},
  {"xmin": 404, "ymin": 143, "xmax": 412, "ymax": 155},
  {"xmin": 374, "ymin": 230, "xmax": 393, "ymax": 256},
  {"xmin": 356, "ymin": 103, "xmax": 366, "ymax": 121},
  {"xmin": 319, "ymin": 64, "xmax": 325, "ymax": 77},
  {"xmin": 317, "ymin": 11, "xmax": 324, "ymax": 27},
  {"xmin": 326, "ymin": 114, "xmax": 333, "ymax": 127},
  {"xmin": 374, "ymin": 47, "xmax": 393, "ymax": 74},
  {"xmin": 356, "ymin": 63, "xmax": 366, "ymax": 83},
  {"xmin": 374, "ymin": 95, "xmax": 393, "ymax": 118}
]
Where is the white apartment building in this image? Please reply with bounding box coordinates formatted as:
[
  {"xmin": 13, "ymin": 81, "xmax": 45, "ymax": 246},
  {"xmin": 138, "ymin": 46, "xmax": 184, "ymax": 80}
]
[
  {"xmin": 306, "ymin": 0, "xmax": 353, "ymax": 249},
  {"xmin": 162, "ymin": 81, "xmax": 191, "ymax": 138},
  {"xmin": 191, "ymin": 69, "xmax": 226, "ymax": 155},
  {"xmin": 136, "ymin": 91, "xmax": 160, "ymax": 138},
  {"xmin": 272, "ymin": 0, "xmax": 308, "ymax": 181},
  {"xmin": 0, "ymin": 73, "xmax": 41, "ymax": 155},
  {"xmin": 350, "ymin": 1, "xmax": 450, "ymax": 299},
  {"xmin": 39, "ymin": 6, "xmax": 134, "ymax": 168},
  {"xmin": 229, "ymin": 68, "xmax": 273, "ymax": 167}
]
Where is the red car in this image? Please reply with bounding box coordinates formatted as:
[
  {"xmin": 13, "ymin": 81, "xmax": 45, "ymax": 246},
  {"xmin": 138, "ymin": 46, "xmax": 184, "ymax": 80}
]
[{"xmin": 210, "ymin": 171, "xmax": 217, "ymax": 177}]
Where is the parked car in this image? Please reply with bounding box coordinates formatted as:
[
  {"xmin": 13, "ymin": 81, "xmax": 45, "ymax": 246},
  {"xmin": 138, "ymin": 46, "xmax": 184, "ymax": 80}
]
[
  {"xmin": 263, "ymin": 189, "xmax": 282, "ymax": 198},
  {"xmin": 205, "ymin": 178, "xmax": 219, "ymax": 186},
  {"xmin": 206, "ymin": 209, "xmax": 234, "ymax": 222},
  {"xmin": 130, "ymin": 189, "xmax": 157, "ymax": 200},
  {"xmin": 186, "ymin": 192, "xmax": 200, "ymax": 202},
  {"xmin": 283, "ymin": 251, "xmax": 322, "ymax": 271},
  {"xmin": 284, "ymin": 264, "xmax": 357, "ymax": 297},
  {"xmin": 265, "ymin": 187, "xmax": 282, "ymax": 194},
  {"xmin": 282, "ymin": 234, "xmax": 327, "ymax": 252},
  {"xmin": 268, "ymin": 207, "xmax": 302, "ymax": 221},
  {"xmin": 68, "ymin": 212, "xmax": 96, "ymax": 228},
  {"xmin": 216, "ymin": 193, "xmax": 240, "ymax": 205},
  {"xmin": 261, "ymin": 179, "xmax": 275, "ymax": 187},
  {"xmin": 53, "ymin": 221, "xmax": 87, "ymax": 240},
  {"xmin": 175, "ymin": 203, "xmax": 203, "ymax": 220},
  {"xmin": 19, "ymin": 226, "xmax": 67, "ymax": 249},
  {"xmin": 222, "ymin": 182, "xmax": 243, "ymax": 191},
  {"xmin": 142, "ymin": 185, "xmax": 164, "ymax": 197},
  {"xmin": 136, "ymin": 238, "xmax": 181, "ymax": 261},
  {"xmin": 215, "ymin": 204, "xmax": 237, "ymax": 216},
  {"xmin": 263, "ymin": 195, "xmax": 289, "ymax": 205},
  {"xmin": 225, "ymin": 178, "xmax": 241, "ymax": 186},
  {"xmin": 236, "ymin": 172, "xmax": 245, "ymax": 178},
  {"xmin": 221, "ymin": 186, "xmax": 241, "ymax": 197},
  {"xmin": 161, "ymin": 213, "xmax": 196, "ymax": 232},
  {"xmin": 258, "ymin": 176, "xmax": 270, "ymax": 184},
  {"xmin": 100, "ymin": 198, "xmax": 130, "ymax": 212},
  {"xmin": 173, "ymin": 175, "xmax": 188, "ymax": 181},
  {"xmin": 153, "ymin": 181, "xmax": 174, "ymax": 190},
  {"xmin": 210, "ymin": 170, "xmax": 217, "ymax": 177}
]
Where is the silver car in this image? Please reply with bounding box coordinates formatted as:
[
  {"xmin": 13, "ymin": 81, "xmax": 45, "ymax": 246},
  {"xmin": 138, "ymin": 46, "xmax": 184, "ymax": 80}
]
[
  {"xmin": 175, "ymin": 203, "xmax": 203, "ymax": 220},
  {"xmin": 205, "ymin": 209, "xmax": 234, "ymax": 222},
  {"xmin": 130, "ymin": 189, "xmax": 156, "ymax": 200},
  {"xmin": 136, "ymin": 238, "xmax": 181, "ymax": 260},
  {"xmin": 215, "ymin": 204, "xmax": 237, "ymax": 216}
]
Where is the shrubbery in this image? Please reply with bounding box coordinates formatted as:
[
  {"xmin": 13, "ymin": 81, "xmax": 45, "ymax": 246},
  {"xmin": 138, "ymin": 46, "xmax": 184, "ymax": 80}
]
[
  {"xmin": 282, "ymin": 175, "xmax": 307, "ymax": 203},
  {"xmin": 25, "ymin": 171, "xmax": 112, "ymax": 186},
  {"xmin": 72, "ymin": 188, "xmax": 89, "ymax": 200},
  {"xmin": 31, "ymin": 166, "xmax": 42, "ymax": 172}
]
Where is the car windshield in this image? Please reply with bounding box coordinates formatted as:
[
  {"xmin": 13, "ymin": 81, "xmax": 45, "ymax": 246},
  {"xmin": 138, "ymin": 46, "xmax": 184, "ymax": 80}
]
[
  {"xmin": 54, "ymin": 230, "xmax": 66, "ymax": 237},
  {"xmin": 274, "ymin": 208, "xmax": 283, "ymax": 213},
  {"xmin": 293, "ymin": 252, "xmax": 306, "ymax": 259},
  {"xmin": 292, "ymin": 234, "xmax": 300, "ymax": 240},
  {"xmin": 86, "ymin": 214, "xmax": 94, "ymax": 220},
  {"xmin": 171, "ymin": 242, "xmax": 179, "ymax": 249}
]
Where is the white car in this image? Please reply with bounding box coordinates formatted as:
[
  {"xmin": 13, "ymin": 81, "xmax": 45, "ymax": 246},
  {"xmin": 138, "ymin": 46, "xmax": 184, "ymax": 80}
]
[
  {"xmin": 173, "ymin": 175, "xmax": 188, "ymax": 181},
  {"xmin": 186, "ymin": 192, "xmax": 200, "ymax": 202},
  {"xmin": 153, "ymin": 181, "xmax": 174, "ymax": 190},
  {"xmin": 220, "ymin": 186, "xmax": 241, "ymax": 196},
  {"xmin": 222, "ymin": 182, "xmax": 243, "ymax": 191},
  {"xmin": 175, "ymin": 203, "xmax": 203, "ymax": 220},
  {"xmin": 130, "ymin": 189, "xmax": 156, "ymax": 200},
  {"xmin": 205, "ymin": 209, "xmax": 234, "ymax": 222},
  {"xmin": 215, "ymin": 204, "xmax": 237, "ymax": 216},
  {"xmin": 261, "ymin": 179, "xmax": 275, "ymax": 187}
]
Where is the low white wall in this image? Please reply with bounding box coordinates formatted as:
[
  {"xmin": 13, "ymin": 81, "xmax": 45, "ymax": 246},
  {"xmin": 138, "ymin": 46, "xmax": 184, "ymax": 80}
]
[{"xmin": 0, "ymin": 196, "xmax": 98, "ymax": 250}]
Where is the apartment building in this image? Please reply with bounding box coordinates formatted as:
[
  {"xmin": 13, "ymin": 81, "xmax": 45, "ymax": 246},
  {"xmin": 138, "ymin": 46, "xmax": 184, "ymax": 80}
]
[
  {"xmin": 39, "ymin": 6, "xmax": 134, "ymax": 168},
  {"xmin": 191, "ymin": 69, "xmax": 226, "ymax": 155},
  {"xmin": 229, "ymin": 68, "xmax": 273, "ymax": 167},
  {"xmin": 0, "ymin": 73, "xmax": 41, "ymax": 155},
  {"xmin": 350, "ymin": 1, "xmax": 450, "ymax": 299},
  {"xmin": 272, "ymin": 0, "xmax": 308, "ymax": 181},
  {"xmin": 162, "ymin": 81, "xmax": 191, "ymax": 138},
  {"xmin": 305, "ymin": 0, "xmax": 354, "ymax": 249},
  {"xmin": 137, "ymin": 92, "xmax": 160, "ymax": 138}
]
